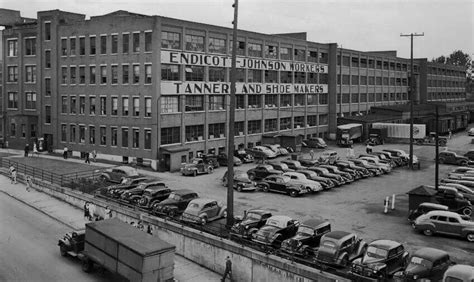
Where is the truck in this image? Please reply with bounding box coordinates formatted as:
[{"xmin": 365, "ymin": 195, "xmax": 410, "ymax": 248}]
[
  {"xmin": 371, "ymin": 123, "xmax": 446, "ymax": 146},
  {"xmin": 59, "ymin": 218, "xmax": 175, "ymax": 281},
  {"xmin": 336, "ymin": 123, "xmax": 363, "ymax": 147},
  {"xmin": 366, "ymin": 127, "xmax": 388, "ymax": 145}
]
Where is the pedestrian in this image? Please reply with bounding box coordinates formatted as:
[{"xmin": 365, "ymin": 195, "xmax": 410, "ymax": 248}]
[
  {"xmin": 24, "ymin": 144, "xmax": 29, "ymax": 157},
  {"xmin": 84, "ymin": 202, "xmax": 90, "ymax": 220},
  {"xmin": 9, "ymin": 165, "xmax": 17, "ymax": 184},
  {"xmin": 349, "ymin": 145, "xmax": 355, "ymax": 158},
  {"xmin": 85, "ymin": 151, "xmax": 90, "ymax": 164},
  {"xmin": 26, "ymin": 176, "xmax": 32, "ymax": 192},
  {"xmin": 33, "ymin": 143, "xmax": 39, "ymax": 157},
  {"xmin": 366, "ymin": 143, "xmax": 373, "ymax": 154},
  {"xmin": 309, "ymin": 149, "xmax": 315, "ymax": 160},
  {"xmin": 63, "ymin": 146, "xmax": 68, "ymax": 159},
  {"xmin": 105, "ymin": 206, "xmax": 112, "ymax": 219},
  {"xmin": 137, "ymin": 221, "xmax": 144, "ymax": 231},
  {"xmin": 88, "ymin": 202, "xmax": 96, "ymax": 220},
  {"xmin": 346, "ymin": 147, "xmax": 351, "ymax": 159},
  {"xmin": 221, "ymin": 256, "xmax": 232, "ymax": 281},
  {"xmin": 147, "ymin": 225, "xmax": 153, "ymax": 235},
  {"xmin": 92, "ymin": 150, "xmax": 97, "ymax": 162},
  {"xmin": 448, "ymin": 129, "xmax": 452, "ymax": 139}
]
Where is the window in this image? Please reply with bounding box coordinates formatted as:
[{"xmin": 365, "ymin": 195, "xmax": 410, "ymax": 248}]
[
  {"xmin": 185, "ymin": 34, "xmax": 204, "ymax": 52},
  {"xmin": 25, "ymin": 92, "xmax": 37, "ymax": 109},
  {"xmin": 44, "ymin": 78, "xmax": 51, "ymax": 96},
  {"xmin": 70, "ymin": 38, "xmax": 76, "ymax": 56},
  {"xmin": 122, "ymin": 33, "xmax": 129, "ymax": 54},
  {"xmin": 100, "ymin": 126, "xmax": 106, "ymax": 145},
  {"xmin": 145, "ymin": 64, "xmax": 152, "ymax": 84},
  {"xmin": 161, "ymin": 127, "xmax": 180, "ymax": 145},
  {"xmin": 100, "ymin": 66, "xmax": 107, "ymax": 84},
  {"xmin": 352, "ymin": 75, "xmax": 359, "ymax": 85},
  {"xmin": 264, "ymin": 119, "xmax": 277, "ymax": 132},
  {"xmin": 45, "ymin": 106, "xmax": 51, "ymax": 124},
  {"xmin": 60, "ymin": 124, "xmax": 67, "ymax": 141},
  {"xmin": 209, "ymin": 37, "xmax": 226, "ymax": 54},
  {"xmin": 342, "ymin": 56, "xmax": 350, "ymax": 66},
  {"xmin": 351, "ymin": 57, "xmax": 359, "ymax": 67},
  {"xmin": 208, "ymin": 123, "xmax": 225, "ymax": 139},
  {"xmin": 265, "ymin": 44, "xmax": 278, "ymax": 59},
  {"xmin": 319, "ymin": 114, "xmax": 328, "ymax": 125},
  {"xmin": 235, "ymin": 69, "xmax": 245, "ymax": 82},
  {"xmin": 121, "ymin": 64, "xmax": 129, "ymax": 84},
  {"xmin": 360, "ymin": 58, "xmax": 367, "ymax": 68},
  {"xmin": 161, "ymin": 31, "xmax": 180, "ymax": 49},
  {"xmin": 111, "ymin": 97, "xmax": 118, "ymax": 115},
  {"xmin": 294, "ymin": 94, "xmax": 305, "ymax": 106},
  {"xmin": 145, "ymin": 97, "xmax": 152, "ymax": 117},
  {"xmin": 70, "ymin": 66, "xmax": 76, "ymax": 84},
  {"xmin": 111, "ymin": 34, "xmax": 118, "ymax": 54},
  {"xmin": 360, "ymin": 76, "xmax": 367, "ymax": 85},
  {"xmin": 280, "ymin": 71, "xmax": 292, "ymax": 83},
  {"xmin": 360, "ymin": 93, "xmax": 367, "ymax": 102},
  {"xmin": 111, "ymin": 65, "xmax": 118, "ymax": 84},
  {"xmin": 122, "ymin": 97, "xmax": 129, "ymax": 115},
  {"xmin": 44, "ymin": 22, "xmax": 51, "ymax": 40},
  {"xmin": 78, "ymin": 96, "xmax": 85, "ymax": 114},
  {"xmin": 78, "ymin": 37, "xmax": 85, "ymax": 55},
  {"xmin": 307, "ymin": 115, "xmax": 317, "ymax": 126},
  {"xmin": 368, "ymin": 76, "xmax": 375, "ymax": 85},
  {"xmin": 70, "ymin": 96, "xmax": 77, "ymax": 114},
  {"xmin": 307, "ymin": 94, "xmax": 318, "ymax": 105},
  {"xmin": 247, "ymin": 43, "xmax": 262, "ymax": 57},
  {"xmin": 61, "ymin": 96, "xmax": 68, "ymax": 113},
  {"xmin": 100, "ymin": 97, "xmax": 107, "ymax": 115},
  {"xmin": 7, "ymin": 92, "xmax": 18, "ymax": 109},
  {"xmin": 89, "ymin": 35, "xmax": 96, "ymax": 55},
  {"xmin": 248, "ymin": 120, "xmax": 262, "ymax": 134},
  {"xmin": 248, "ymin": 69, "xmax": 262, "ymax": 83},
  {"xmin": 8, "ymin": 39, "xmax": 18, "ymax": 57},
  {"xmin": 319, "ymin": 93, "xmax": 328, "ymax": 104},
  {"xmin": 89, "ymin": 66, "xmax": 96, "ymax": 84},
  {"xmin": 145, "ymin": 31, "xmax": 152, "ymax": 52},
  {"xmin": 248, "ymin": 95, "xmax": 262, "ymax": 108},
  {"xmin": 79, "ymin": 66, "xmax": 85, "ymax": 84},
  {"xmin": 209, "ymin": 95, "xmax": 225, "ymax": 110},
  {"xmin": 185, "ymin": 125, "xmax": 204, "ymax": 141},
  {"xmin": 234, "ymin": 122, "xmax": 245, "ymax": 136},
  {"xmin": 294, "ymin": 116, "xmax": 304, "ymax": 128},
  {"xmin": 10, "ymin": 123, "xmax": 17, "ymax": 137},
  {"xmin": 319, "ymin": 52, "xmax": 328, "ymax": 64},
  {"xmin": 280, "ymin": 47, "xmax": 291, "ymax": 60},
  {"xmin": 70, "ymin": 124, "xmax": 76, "ymax": 142},
  {"xmin": 100, "ymin": 35, "xmax": 107, "ymax": 54},
  {"xmin": 185, "ymin": 65, "xmax": 204, "ymax": 81},
  {"xmin": 265, "ymin": 70, "xmax": 278, "ymax": 83},
  {"xmin": 280, "ymin": 94, "xmax": 292, "ymax": 107},
  {"xmin": 342, "ymin": 93, "xmax": 350, "ymax": 103},
  {"xmin": 122, "ymin": 128, "xmax": 129, "ymax": 147},
  {"xmin": 294, "ymin": 49, "xmax": 305, "ymax": 61},
  {"xmin": 295, "ymin": 72, "xmax": 305, "ymax": 84},
  {"xmin": 229, "ymin": 40, "xmax": 246, "ymax": 56},
  {"xmin": 351, "ymin": 93, "xmax": 359, "ymax": 103},
  {"xmin": 25, "ymin": 38, "xmax": 36, "ymax": 56},
  {"xmin": 110, "ymin": 127, "xmax": 117, "ymax": 146},
  {"xmin": 45, "ymin": 49, "xmax": 51, "ymax": 68},
  {"xmin": 133, "ymin": 97, "xmax": 140, "ymax": 116},
  {"xmin": 185, "ymin": 95, "xmax": 204, "ymax": 111},
  {"xmin": 236, "ymin": 95, "xmax": 245, "ymax": 109},
  {"xmin": 79, "ymin": 125, "xmax": 85, "ymax": 143},
  {"xmin": 161, "ymin": 96, "xmax": 180, "ymax": 113},
  {"xmin": 25, "ymin": 65, "xmax": 36, "ymax": 83},
  {"xmin": 308, "ymin": 51, "xmax": 318, "ymax": 63},
  {"xmin": 7, "ymin": 66, "xmax": 19, "ymax": 82},
  {"xmin": 209, "ymin": 67, "xmax": 225, "ymax": 82},
  {"xmin": 132, "ymin": 129, "xmax": 140, "ymax": 148},
  {"xmin": 160, "ymin": 64, "xmax": 180, "ymax": 81},
  {"xmin": 280, "ymin": 117, "xmax": 291, "ymax": 130},
  {"xmin": 133, "ymin": 64, "xmax": 140, "ymax": 84},
  {"xmin": 133, "ymin": 32, "xmax": 140, "ymax": 52},
  {"xmin": 144, "ymin": 129, "xmax": 151, "ymax": 149}
]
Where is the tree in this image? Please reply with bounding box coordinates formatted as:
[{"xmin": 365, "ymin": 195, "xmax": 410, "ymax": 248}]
[
  {"xmin": 432, "ymin": 55, "xmax": 446, "ymax": 64},
  {"xmin": 445, "ymin": 50, "xmax": 471, "ymax": 68}
]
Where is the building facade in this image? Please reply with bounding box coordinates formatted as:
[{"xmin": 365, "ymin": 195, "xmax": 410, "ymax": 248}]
[{"xmin": 0, "ymin": 9, "xmax": 467, "ymax": 171}]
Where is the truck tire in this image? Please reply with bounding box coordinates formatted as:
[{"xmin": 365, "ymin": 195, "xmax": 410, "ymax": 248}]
[
  {"xmin": 82, "ymin": 258, "xmax": 93, "ymax": 273},
  {"xmin": 462, "ymin": 207, "xmax": 472, "ymax": 216}
]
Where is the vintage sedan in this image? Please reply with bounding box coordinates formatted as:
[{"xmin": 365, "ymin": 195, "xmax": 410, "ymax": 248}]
[
  {"xmin": 222, "ymin": 170, "xmax": 257, "ymax": 192},
  {"xmin": 180, "ymin": 158, "xmax": 214, "ymax": 176},
  {"xmin": 99, "ymin": 166, "xmax": 139, "ymax": 183},
  {"xmin": 268, "ymin": 162, "xmax": 294, "ymax": 173},
  {"xmin": 350, "ymin": 239, "xmax": 409, "ymax": 280},
  {"xmin": 319, "ymin": 165, "xmax": 354, "ymax": 182},
  {"xmin": 383, "ymin": 149, "xmax": 418, "ymax": 166},
  {"xmin": 282, "ymin": 171, "xmax": 323, "ymax": 192},
  {"xmin": 280, "ymin": 159, "xmax": 306, "ymax": 171},
  {"xmin": 137, "ymin": 186, "xmax": 173, "ymax": 210},
  {"xmin": 413, "ymin": 210, "xmax": 474, "ymax": 242},
  {"xmin": 234, "ymin": 150, "xmax": 254, "ymax": 163},
  {"xmin": 336, "ymin": 160, "xmax": 372, "ymax": 178},
  {"xmin": 280, "ymin": 219, "xmax": 331, "ymax": 258},
  {"xmin": 247, "ymin": 164, "xmax": 282, "ymax": 181},
  {"xmin": 408, "ymin": 202, "xmax": 449, "ymax": 223},
  {"xmin": 373, "ymin": 151, "xmax": 403, "ymax": 167},
  {"xmin": 350, "ymin": 159, "xmax": 384, "ymax": 175},
  {"xmin": 230, "ymin": 209, "xmax": 273, "ymax": 240},
  {"xmin": 358, "ymin": 156, "xmax": 392, "ymax": 173},
  {"xmin": 257, "ymin": 175, "xmax": 311, "ymax": 197},
  {"xmin": 297, "ymin": 169, "xmax": 335, "ymax": 190},
  {"xmin": 58, "ymin": 229, "xmax": 85, "ymax": 257},
  {"xmin": 216, "ymin": 153, "xmax": 243, "ymax": 167},
  {"xmin": 262, "ymin": 144, "xmax": 289, "ymax": 156},
  {"xmin": 394, "ymin": 247, "xmax": 452, "ymax": 281},
  {"xmin": 443, "ymin": 264, "xmax": 474, "ymax": 282},
  {"xmin": 246, "ymin": 146, "xmax": 278, "ymax": 159},
  {"xmin": 180, "ymin": 198, "xmax": 227, "ymax": 225},
  {"xmin": 307, "ymin": 166, "xmax": 346, "ymax": 186},
  {"xmin": 251, "ymin": 215, "xmax": 299, "ymax": 249},
  {"xmin": 438, "ymin": 151, "xmax": 474, "ymax": 166},
  {"xmin": 120, "ymin": 181, "xmax": 168, "ymax": 205},
  {"xmin": 95, "ymin": 176, "xmax": 151, "ymax": 198},
  {"xmin": 298, "ymin": 158, "xmax": 320, "ymax": 168},
  {"xmin": 152, "ymin": 189, "xmax": 199, "ymax": 217},
  {"xmin": 315, "ymin": 231, "xmax": 367, "ymax": 267},
  {"xmin": 302, "ymin": 137, "xmax": 327, "ymax": 148}
]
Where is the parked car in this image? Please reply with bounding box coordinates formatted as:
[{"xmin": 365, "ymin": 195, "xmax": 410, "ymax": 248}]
[
  {"xmin": 95, "ymin": 176, "xmax": 150, "ymax": 198},
  {"xmin": 408, "ymin": 202, "xmax": 450, "ymax": 223},
  {"xmin": 200, "ymin": 154, "xmax": 220, "ymax": 168},
  {"xmin": 280, "ymin": 219, "xmax": 331, "ymax": 258},
  {"xmin": 120, "ymin": 181, "xmax": 168, "ymax": 205},
  {"xmin": 99, "ymin": 166, "xmax": 139, "ymax": 183},
  {"xmin": 251, "ymin": 215, "xmax": 300, "ymax": 249},
  {"xmin": 230, "ymin": 209, "xmax": 273, "ymax": 240},
  {"xmin": 298, "ymin": 158, "xmax": 320, "ymax": 168},
  {"xmin": 282, "ymin": 171, "xmax": 323, "ymax": 192},
  {"xmin": 234, "ymin": 150, "xmax": 254, "ymax": 163},
  {"xmin": 412, "ymin": 210, "xmax": 474, "ymax": 242},
  {"xmin": 317, "ymin": 150, "xmax": 339, "ymax": 165},
  {"xmin": 443, "ymin": 264, "xmax": 474, "ymax": 282},
  {"xmin": 319, "ymin": 165, "xmax": 354, "ymax": 182},
  {"xmin": 358, "ymin": 156, "xmax": 392, "ymax": 173},
  {"xmin": 468, "ymin": 128, "xmax": 474, "ymax": 136},
  {"xmin": 137, "ymin": 185, "xmax": 173, "ymax": 210},
  {"xmin": 443, "ymin": 183, "xmax": 474, "ymax": 201},
  {"xmin": 383, "ymin": 149, "xmax": 418, "ymax": 166},
  {"xmin": 307, "ymin": 166, "xmax": 345, "ymax": 186},
  {"xmin": 262, "ymin": 144, "xmax": 289, "ymax": 156},
  {"xmin": 268, "ymin": 162, "xmax": 294, "ymax": 173},
  {"xmin": 257, "ymin": 175, "xmax": 310, "ymax": 197},
  {"xmin": 450, "ymin": 167, "xmax": 474, "ymax": 174},
  {"xmin": 180, "ymin": 198, "xmax": 227, "ymax": 225},
  {"xmin": 434, "ymin": 186, "xmax": 473, "ymax": 216},
  {"xmin": 336, "ymin": 160, "xmax": 372, "ymax": 178},
  {"xmin": 350, "ymin": 159, "xmax": 384, "ymax": 175},
  {"xmin": 441, "ymin": 178, "xmax": 474, "ymax": 189},
  {"xmin": 394, "ymin": 247, "xmax": 453, "ymax": 281},
  {"xmin": 438, "ymin": 151, "xmax": 474, "ymax": 166},
  {"xmin": 280, "ymin": 159, "xmax": 306, "ymax": 171},
  {"xmin": 222, "ymin": 170, "xmax": 257, "ymax": 192},
  {"xmin": 58, "ymin": 229, "xmax": 85, "ymax": 257},
  {"xmin": 215, "ymin": 153, "xmax": 243, "ymax": 167},
  {"xmin": 371, "ymin": 151, "xmax": 400, "ymax": 167},
  {"xmin": 152, "ymin": 189, "xmax": 199, "ymax": 217},
  {"xmin": 302, "ymin": 137, "xmax": 327, "ymax": 148},
  {"xmin": 464, "ymin": 150, "xmax": 474, "ymax": 161},
  {"xmin": 246, "ymin": 146, "xmax": 278, "ymax": 159},
  {"xmin": 438, "ymin": 185, "xmax": 474, "ymax": 204},
  {"xmin": 315, "ymin": 231, "xmax": 367, "ymax": 267},
  {"xmin": 350, "ymin": 239, "xmax": 408, "ymax": 280},
  {"xmin": 246, "ymin": 164, "xmax": 282, "ymax": 181},
  {"xmin": 180, "ymin": 158, "xmax": 214, "ymax": 176},
  {"xmin": 297, "ymin": 169, "xmax": 335, "ymax": 190}
]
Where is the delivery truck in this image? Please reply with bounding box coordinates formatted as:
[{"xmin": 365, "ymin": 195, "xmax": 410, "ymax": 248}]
[
  {"xmin": 372, "ymin": 123, "xmax": 447, "ymax": 146},
  {"xmin": 336, "ymin": 123, "xmax": 363, "ymax": 147},
  {"xmin": 366, "ymin": 127, "xmax": 388, "ymax": 145},
  {"xmin": 59, "ymin": 218, "xmax": 175, "ymax": 281}
]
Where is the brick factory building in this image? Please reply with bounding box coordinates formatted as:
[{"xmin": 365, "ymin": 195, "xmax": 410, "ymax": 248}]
[{"xmin": 0, "ymin": 9, "xmax": 468, "ymax": 171}]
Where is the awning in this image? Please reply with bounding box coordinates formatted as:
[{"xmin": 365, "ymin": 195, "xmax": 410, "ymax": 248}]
[{"xmin": 160, "ymin": 146, "xmax": 190, "ymax": 153}]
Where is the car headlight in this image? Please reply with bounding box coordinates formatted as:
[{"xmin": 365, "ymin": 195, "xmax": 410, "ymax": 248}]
[{"xmin": 413, "ymin": 275, "xmax": 419, "ymax": 280}]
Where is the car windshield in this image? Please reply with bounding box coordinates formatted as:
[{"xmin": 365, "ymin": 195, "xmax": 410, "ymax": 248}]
[
  {"xmin": 409, "ymin": 256, "xmax": 432, "ymax": 268},
  {"xmin": 168, "ymin": 192, "xmax": 181, "ymax": 201},
  {"xmin": 321, "ymin": 240, "xmax": 336, "ymax": 248},
  {"xmin": 245, "ymin": 212, "xmax": 262, "ymax": 221},
  {"xmin": 366, "ymin": 246, "xmax": 388, "ymax": 259},
  {"xmin": 188, "ymin": 203, "xmax": 200, "ymax": 209},
  {"xmin": 306, "ymin": 171, "xmax": 318, "ymax": 178},
  {"xmin": 192, "ymin": 159, "xmax": 201, "ymax": 164},
  {"xmin": 297, "ymin": 226, "xmax": 314, "ymax": 236}
]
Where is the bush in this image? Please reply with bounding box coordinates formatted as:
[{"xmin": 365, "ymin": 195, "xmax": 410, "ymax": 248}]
[{"xmin": 63, "ymin": 177, "xmax": 108, "ymax": 194}]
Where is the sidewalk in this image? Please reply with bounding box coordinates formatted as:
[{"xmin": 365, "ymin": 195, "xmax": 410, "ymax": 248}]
[{"xmin": 0, "ymin": 175, "xmax": 221, "ymax": 282}]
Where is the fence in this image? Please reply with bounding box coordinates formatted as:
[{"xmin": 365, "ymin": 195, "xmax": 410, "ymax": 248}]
[{"xmin": 0, "ymin": 158, "xmax": 102, "ymax": 187}]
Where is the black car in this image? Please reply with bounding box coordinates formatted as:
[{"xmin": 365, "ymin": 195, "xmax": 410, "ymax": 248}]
[
  {"xmin": 230, "ymin": 209, "xmax": 273, "ymax": 239},
  {"xmin": 99, "ymin": 177, "xmax": 154, "ymax": 198},
  {"xmin": 298, "ymin": 158, "xmax": 320, "ymax": 168},
  {"xmin": 394, "ymin": 248, "xmax": 453, "ymax": 281},
  {"xmin": 152, "ymin": 189, "xmax": 199, "ymax": 217},
  {"xmin": 336, "ymin": 160, "xmax": 372, "ymax": 178},
  {"xmin": 58, "ymin": 229, "xmax": 85, "ymax": 257},
  {"xmin": 247, "ymin": 164, "xmax": 282, "ymax": 181},
  {"xmin": 408, "ymin": 202, "xmax": 450, "ymax": 223},
  {"xmin": 137, "ymin": 186, "xmax": 173, "ymax": 210},
  {"xmin": 297, "ymin": 169, "xmax": 335, "ymax": 190},
  {"xmin": 234, "ymin": 150, "xmax": 255, "ymax": 163},
  {"xmin": 222, "ymin": 170, "xmax": 257, "ymax": 192},
  {"xmin": 373, "ymin": 151, "xmax": 403, "ymax": 167},
  {"xmin": 257, "ymin": 175, "xmax": 309, "ymax": 197},
  {"xmin": 434, "ymin": 187, "xmax": 473, "ymax": 216},
  {"xmin": 307, "ymin": 166, "xmax": 345, "ymax": 186},
  {"xmin": 201, "ymin": 154, "xmax": 221, "ymax": 168},
  {"xmin": 120, "ymin": 181, "xmax": 168, "ymax": 205},
  {"xmin": 267, "ymin": 162, "xmax": 294, "ymax": 173},
  {"xmin": 464, "ymin": 150, "xmax": 474, "ymax": 161},
  {"xmin": 216, "ymin": 153, "xmax": 243, "ymax": 166},
  {"xmin": 280, "ymin": 219, "xmax": 331, "ymax": 258},
  {"xmin": 319, "ymin": 165, "xmax": 354, "ymax": 182},
  {"xmin": 280, "ymin": 159, "xmax": 306, "ymax": 171}
]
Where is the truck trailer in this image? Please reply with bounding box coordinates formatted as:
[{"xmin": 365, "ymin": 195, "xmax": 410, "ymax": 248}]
[
  {"xmin": 371, "ymin": 123, "xmax": 447, "ymax": 146},
  {"xmin": 336, "ymin": 123, "xmax": 363, "ymax": 147}
]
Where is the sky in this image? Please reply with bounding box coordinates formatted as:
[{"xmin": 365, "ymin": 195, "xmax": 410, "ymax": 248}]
[{"xmin": 1, "ymin": 0, "xmax": 473, "ymax": 60}]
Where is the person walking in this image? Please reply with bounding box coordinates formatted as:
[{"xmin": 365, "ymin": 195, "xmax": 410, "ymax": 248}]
[
  {"xmin": 448, "ymin": 129, "xmax": 452, "ymax": 139},
  {"xmin": 92, "ymin": 150, "xmax": 97, "ymax": 162},
  {"xmin": 26, "ymin": 176, "xmax": 32, "ymax": 192},
  {"xmin": 221, "ymin": 256, "xmax": 232, "ymax": 281},
  {"xmin": 24, "ymin": 144, "xmax": 29, "ymax": 157},
  {"xmin": 88, "ymin": 202, "xmax": 96, "ymax": 220},
  {"xmin": 33, "ymin": 143, "xmax": 39, "ymax": 157},
  {"xmin": 63, "ymin": 146, "xmax": 68, "ymax": 159},
  {"xmin": 366, "ymin": 143, "xmax": 373, "ymax": 154},
  {"xmin": 84, "ymin": 202, "xmax": 90, "ymax": 220},
  {"xmin": 349, "ymin": 145, "xmax": 355, "ymax": 158},
  {"xmin": 104, "ymin": 206, "xmax": 112, "ymax": 219},
  {"xmin": 85, "ymin": 152, "xmax": 90, "ymax": 164},
  {"xmin": 9, "ymin": 165, "xmax": 17, "ymax": 184},
  {"xmin": 309, "ymin": 149, "xmax": 315, "ymax": 160}
]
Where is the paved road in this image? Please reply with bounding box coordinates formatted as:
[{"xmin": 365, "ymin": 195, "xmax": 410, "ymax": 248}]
[{"xmin": 0, "ymin": 191, "xmax": 121, "ymax": 282}]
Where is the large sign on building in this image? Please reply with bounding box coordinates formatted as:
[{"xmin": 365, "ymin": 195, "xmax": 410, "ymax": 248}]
[
  {"xmin": 161, "ymin": 50, "xmax": 328, "ymax": 73},
  {"xmin": 161, "ymin": 82, "xmax": 328, "ymax": 95}
]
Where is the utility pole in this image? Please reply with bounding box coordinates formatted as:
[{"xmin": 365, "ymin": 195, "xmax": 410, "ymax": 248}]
[
  {"xmin": 400, "ymin": 32, "xmax": 424, "ymax": 169},
  {"xmin": 226, "ymin": 0, "xmax": 238, "ymax": 227},
  {"xmin": 435, "ymin": 105, "xmax": 439, "ymax": 190},
  {"xmin": 339, "ymin": 45, "xmax": 343, "ymax": 117}
]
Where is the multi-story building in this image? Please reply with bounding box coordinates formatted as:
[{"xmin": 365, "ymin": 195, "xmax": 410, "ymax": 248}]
[{"xmin": 0, "ymin": 9, "xmax": 468, "ymax": 171}]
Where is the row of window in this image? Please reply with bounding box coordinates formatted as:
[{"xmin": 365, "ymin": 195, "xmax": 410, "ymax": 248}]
[
  {"xmin": 59, "ymin": 96, "xmax": 152, "ymax": 117},
  {"xmin": 60, "ymin": 64, "xmax": 152, "ymax": 85},
  {"xmin": 428, "ymin": 67, "xmax": 465, "ymax": 77},
  {"xmin": 427, "ymin": 79, "xmax": 465, "ymax": 87},
  {"xmin": 337, "ymin": 92, "xmax": 409, "ymax": 103},
  {"xmin": 427, "ymin": 92, "xmax": 466, "ymax": 101},
  {"xmin": 7, "ymin": 92, "xmax": 37, "ymax": 109},
  {"xmin": 338, "ymin": 55, "xmax": 410, "ymax": 72},
  {"xmin": 60, "ymin": 124, "xmax": 151, "ymax": 149},
  {"xmin": 7, "ymin": 38, "xmax": 37, "ymax": 57},
  {"xmin": 9, "ymin": 123, "xmax": 37, "ymax": 138},
  {"xmin": 160, "ymin": 115, "xmax": 328, "ymax": 145},
  {"xmin": 6, "ymin": 65, "xmax": 36, "ymax": 83},
  {"xmin": 337, "ymin": 74, "xmax": 408, "ymax": 86}
]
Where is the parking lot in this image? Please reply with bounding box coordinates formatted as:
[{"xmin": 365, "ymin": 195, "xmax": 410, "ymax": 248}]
[{"xmin": 154, "ymin": 131, "xmax": 474, "ymax": 264}]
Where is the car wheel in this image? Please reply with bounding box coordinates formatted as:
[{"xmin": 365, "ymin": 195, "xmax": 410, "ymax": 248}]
[
  {"xmin": 248, "ymin": 173, "xmax": 256, "ymax": 180},
  {"xmin": 193, "ymin": 170, "xmax": 197, "ymax": 177},
  {"xmin": 237, "ymin": 186, "xmax": 243, "ymax": 192},
  {"xmin": 168, "ymin": 209, "xmax": 177, "ymax": 217},
  {"xmin": 59, "ymin": 245, "xmax": 67, "ymax": 257},
  {"xmin": 340, "ymin": 254, "xmax": 349, "ymax": 267},
  {"xmin": 462, "ymin": 207, "xmax": 472, "ymax": 216},
  {"xmin": 467, "ymin": 233, "xmax": 474, "ymax": 242},
  {"xmin": 423, "ymin": 229, "xmax": 434, "ymax": 236},
  {"xmin": 439, "ymin": 158, "xmax": 445, "ymax": 164},
  {"xmin": 200, "ymin": 216, "xmax": 208, "ymax": 225},
  {"xmin": 261, "ymin": 184, "xmax": 269, "ymax": 192},
  {"xmin": 460, "ymin": 160, "xmax": 468, "ymax": 166},
  {"xmin": 289, "ymin": 190, "xmax": 298, "ymax": 197}
]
